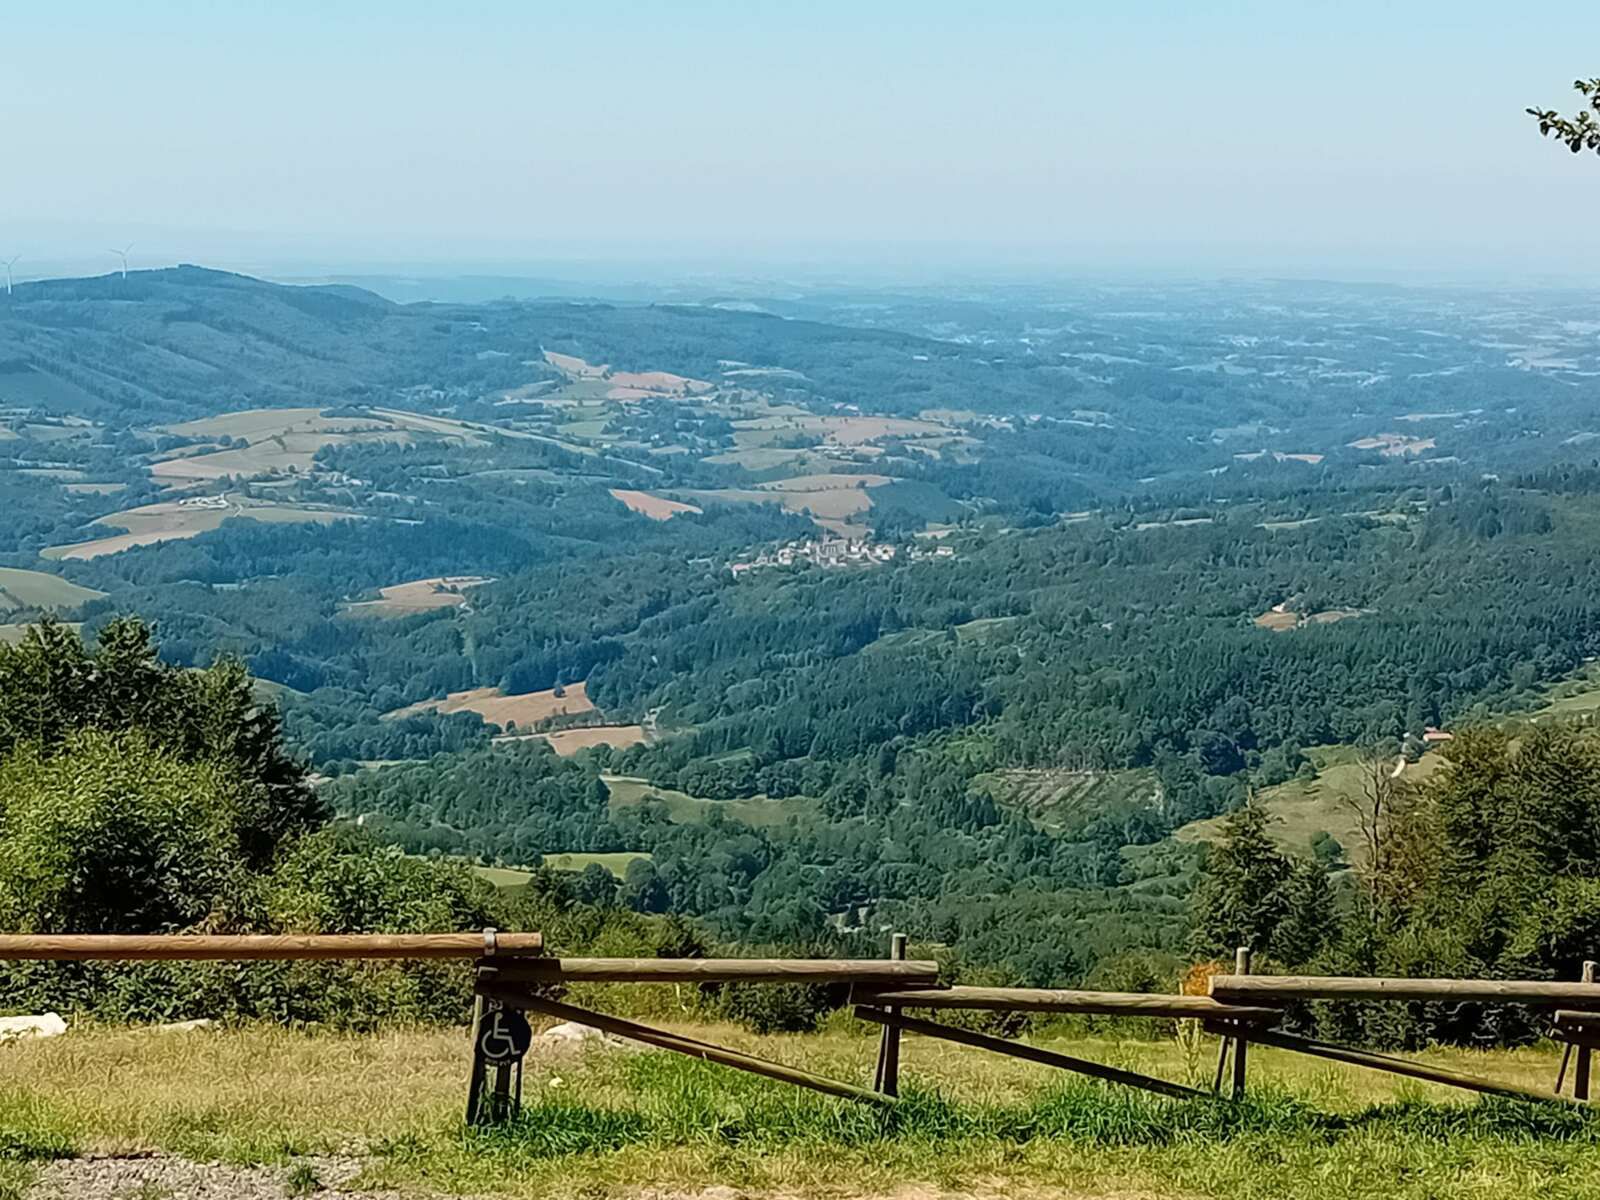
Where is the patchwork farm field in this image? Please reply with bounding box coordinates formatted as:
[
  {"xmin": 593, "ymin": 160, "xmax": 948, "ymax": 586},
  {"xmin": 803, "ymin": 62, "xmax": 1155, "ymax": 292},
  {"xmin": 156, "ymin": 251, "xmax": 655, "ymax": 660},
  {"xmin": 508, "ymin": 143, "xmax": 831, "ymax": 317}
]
[
  {"xmin": 151, "ymin": 406, "xmax": 502, "ymax": 485},
  {"xmin": 41, "ymin": 499, "xmax": 359, "ymax": 560}
]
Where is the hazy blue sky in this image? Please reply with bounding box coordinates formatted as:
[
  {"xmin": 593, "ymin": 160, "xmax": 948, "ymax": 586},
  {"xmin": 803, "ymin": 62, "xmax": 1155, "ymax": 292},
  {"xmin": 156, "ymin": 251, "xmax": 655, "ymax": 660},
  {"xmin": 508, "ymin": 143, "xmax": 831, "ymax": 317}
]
[{"xmin": 4, "ymin": 1, "xmax": 1599, "ymax": 281}]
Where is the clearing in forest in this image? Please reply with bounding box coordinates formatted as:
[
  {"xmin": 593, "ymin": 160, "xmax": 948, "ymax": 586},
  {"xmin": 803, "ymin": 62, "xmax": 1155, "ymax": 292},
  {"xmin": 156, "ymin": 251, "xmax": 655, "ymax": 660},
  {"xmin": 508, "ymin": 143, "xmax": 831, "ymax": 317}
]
[
  {"xmin": 343, "ymin": 576, "xmax": 494, "ymax": 618},
  {"xmin": 729, "ymin": 413, "xmax": 952, "ymax": 450},
  {"xmin": 541, "ymin": 725, "xmax": 647, "ymax": 755},
  {"xmin": 1348, "ymin": 433, "xmax": 1437, "ymax": 457},
  {"xmin": 1254, "ymin": 603, "xmax": 1371, "ymax": 632},
  {"xmin": 979, "ymin": 767, "xmax": 1162, "ymax": 836},
  {"xmin": 0, "ymin": 621, "xmax": 83, "ymax": 645},
  {"xmin": 382, "ymin": 682, "xmax": 596, "ymax": 729},
  {"xmin": 602, "ymin": 773, "xmax": 817, "ymax": 828},
  {"xmin": 682, "ymin": 482, "xmax": 878, "ymax": 526},
  {"xmin": 609, "ymin": 489, "xmax": 703, "ymax": 520},
  {"xmin": 1176, "ymin": 744, "xmax": 1445, "ymax": 858}
]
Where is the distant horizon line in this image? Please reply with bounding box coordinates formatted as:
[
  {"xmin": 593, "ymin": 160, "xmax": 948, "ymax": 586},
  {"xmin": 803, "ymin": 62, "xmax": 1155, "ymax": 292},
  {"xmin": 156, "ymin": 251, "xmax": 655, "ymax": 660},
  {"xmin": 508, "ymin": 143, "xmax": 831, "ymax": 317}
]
[{"xmin": 4, "ymin": 257, "xmax": 1599, "ymax": 298}]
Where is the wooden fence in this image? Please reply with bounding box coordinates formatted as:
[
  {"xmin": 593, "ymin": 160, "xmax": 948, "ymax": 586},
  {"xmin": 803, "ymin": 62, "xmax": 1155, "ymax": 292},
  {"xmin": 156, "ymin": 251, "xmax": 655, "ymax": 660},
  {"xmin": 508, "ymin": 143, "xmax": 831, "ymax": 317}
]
[{"xmin": 3, "ymin": 933, "xmax": 1596, "ymax": 1122}]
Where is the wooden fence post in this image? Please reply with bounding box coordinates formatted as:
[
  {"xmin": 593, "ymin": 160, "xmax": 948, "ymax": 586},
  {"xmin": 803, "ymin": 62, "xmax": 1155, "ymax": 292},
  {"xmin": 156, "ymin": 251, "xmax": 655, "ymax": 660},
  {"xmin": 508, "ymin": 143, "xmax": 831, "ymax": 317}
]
[
  {"xmin": 1231, "ymin": 946, "xmax": 1252, "ymax": 1100},
  {"xmin": 1579, "ymin": 960, "xmax": 1596, "ymax": 1102},
  {"xmin": 873, "ymin": 932, "xmax": 908, "ymax": 1096}
]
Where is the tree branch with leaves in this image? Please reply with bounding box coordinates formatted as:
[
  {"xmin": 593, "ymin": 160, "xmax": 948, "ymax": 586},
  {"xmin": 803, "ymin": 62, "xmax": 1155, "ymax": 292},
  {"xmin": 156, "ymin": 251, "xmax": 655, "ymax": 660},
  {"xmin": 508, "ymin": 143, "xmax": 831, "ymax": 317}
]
[{"xmin": 1529, "ymin": 78, "xmax": 1600, "ymax": 155}]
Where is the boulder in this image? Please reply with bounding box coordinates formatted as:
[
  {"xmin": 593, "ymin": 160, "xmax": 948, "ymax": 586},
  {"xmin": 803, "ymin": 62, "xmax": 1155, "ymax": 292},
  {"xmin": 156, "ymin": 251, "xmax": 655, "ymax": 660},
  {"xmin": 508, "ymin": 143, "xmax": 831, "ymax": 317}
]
[
  {"xmin": 530, "ymin": 1020, "xmax": 634, "ymax": 1053},
  {"xmin": 0, "ymin": 1012, "xmax": 67, "ymax": 1042}
]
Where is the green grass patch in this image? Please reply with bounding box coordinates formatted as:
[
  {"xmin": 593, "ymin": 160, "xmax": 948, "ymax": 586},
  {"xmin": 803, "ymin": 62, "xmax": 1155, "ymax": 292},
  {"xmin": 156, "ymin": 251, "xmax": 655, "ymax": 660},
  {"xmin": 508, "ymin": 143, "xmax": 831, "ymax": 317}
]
[
  {"xmin": 603, "ymin": 775, "xmax": 817, "ymax": 829},
  {"xmin": 0, "ymin": 567, "xmax": 104, "ymax": 613},
  {"xmin": 363, "ymin": 1052, "xmax": 1600, "ymax": 1200},
  {"xmin": 1526, "ymin": 661, "xmax": 1600, "ymax": 722},
  {"xmin": 1176, "ymin": 745, "xmax": 1444, "ymax": 858}
]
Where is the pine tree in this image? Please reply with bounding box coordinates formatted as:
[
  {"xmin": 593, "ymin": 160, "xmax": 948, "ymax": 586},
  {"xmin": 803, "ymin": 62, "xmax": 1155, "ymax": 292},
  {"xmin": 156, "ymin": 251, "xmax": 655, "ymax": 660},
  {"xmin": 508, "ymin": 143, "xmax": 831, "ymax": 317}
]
[{"xmin": 1187, "ymin": 801, "xmax": 1292, "ymax": 959}]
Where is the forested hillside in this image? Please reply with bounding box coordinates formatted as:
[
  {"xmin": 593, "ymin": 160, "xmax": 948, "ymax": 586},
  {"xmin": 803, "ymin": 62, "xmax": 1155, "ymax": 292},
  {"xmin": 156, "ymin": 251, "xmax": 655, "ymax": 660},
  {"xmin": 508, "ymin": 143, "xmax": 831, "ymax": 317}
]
[{"xmin": 6, "ymin": 268, "xmax": 1600, "ymax": 994}]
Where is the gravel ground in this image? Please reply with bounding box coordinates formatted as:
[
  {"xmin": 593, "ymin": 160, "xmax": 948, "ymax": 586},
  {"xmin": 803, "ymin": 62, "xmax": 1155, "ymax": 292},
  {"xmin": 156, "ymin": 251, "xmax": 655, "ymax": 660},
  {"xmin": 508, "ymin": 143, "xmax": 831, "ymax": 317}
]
[
  {"xmin": 26, "ymin": 1159, "xmax": 1142, "ymax": 1199},
  {"xmin": 27, "ymin": 1154, "xmax": 408, "ymax": 1199}
]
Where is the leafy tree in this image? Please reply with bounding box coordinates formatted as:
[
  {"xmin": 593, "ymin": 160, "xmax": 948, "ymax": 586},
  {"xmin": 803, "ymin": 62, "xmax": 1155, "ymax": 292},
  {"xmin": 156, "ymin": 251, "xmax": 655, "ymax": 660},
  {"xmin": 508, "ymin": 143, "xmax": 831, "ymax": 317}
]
[
  {"xmin": 0, "ymin": 618, "xmax": 323, "ymax": 863},
  {"xmin": 0, "ymin": 731, "xmax": 253, "ymax": 934}
]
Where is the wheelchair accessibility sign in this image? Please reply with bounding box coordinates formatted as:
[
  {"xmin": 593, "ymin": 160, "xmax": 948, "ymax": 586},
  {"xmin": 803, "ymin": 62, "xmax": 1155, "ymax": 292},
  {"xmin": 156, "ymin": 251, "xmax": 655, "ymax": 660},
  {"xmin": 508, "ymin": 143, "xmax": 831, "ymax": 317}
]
[{"xmin": 478, "ymin": 1007, "xmax": 532, "ymax": 1065}]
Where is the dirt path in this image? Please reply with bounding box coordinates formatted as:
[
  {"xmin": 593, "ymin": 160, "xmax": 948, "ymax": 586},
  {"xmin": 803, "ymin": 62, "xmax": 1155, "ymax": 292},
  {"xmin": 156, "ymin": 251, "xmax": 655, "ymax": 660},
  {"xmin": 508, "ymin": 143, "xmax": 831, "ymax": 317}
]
[{"xmin": 27, "ymin": 1154, "xmax": 403, "ymax": 1199}]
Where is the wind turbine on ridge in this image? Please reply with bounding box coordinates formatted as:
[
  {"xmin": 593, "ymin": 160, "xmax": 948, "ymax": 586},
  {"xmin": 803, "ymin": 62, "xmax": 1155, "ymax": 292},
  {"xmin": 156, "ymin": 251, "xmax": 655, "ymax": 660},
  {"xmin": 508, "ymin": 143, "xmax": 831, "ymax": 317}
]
[
  {"xmin": 1, "ymin": 255, "xmax": 17, "ymax": 296},
  {"xmin": 109, "ymin": 243, "xmax": 133, "ymax": 279}
]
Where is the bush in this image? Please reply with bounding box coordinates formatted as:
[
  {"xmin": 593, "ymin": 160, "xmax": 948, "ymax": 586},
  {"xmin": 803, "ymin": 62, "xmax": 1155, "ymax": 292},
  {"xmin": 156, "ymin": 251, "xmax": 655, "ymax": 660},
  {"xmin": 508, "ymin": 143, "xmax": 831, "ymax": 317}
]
[{"xmin": 720, "ymin": 982, "xmax": 838, "ymax": 1034}]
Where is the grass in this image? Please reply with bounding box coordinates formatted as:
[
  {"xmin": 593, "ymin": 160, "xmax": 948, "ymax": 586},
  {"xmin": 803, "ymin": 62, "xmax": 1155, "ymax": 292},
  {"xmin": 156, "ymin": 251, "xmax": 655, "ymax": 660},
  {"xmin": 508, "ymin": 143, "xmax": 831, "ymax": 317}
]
[
  {"xmin": 0, "ymin": 568, "xmax": 104, "ymax": 613},
  {"xmin": 541, "ymin": 852, "xmax": 654, "ymax": 877},
  {"xmin": 1526, "ymin": 662, "xmax": 1600, "ymax": 723},
  {"xmin": 602, "ymin": 775, "xmax": 818, "ymax": 830},
  {"xmin": 0, "ymin": 1024, "xmax": 1593, "ymax": 1198},
  {"xmin": 1177, "ymin": 746, "xmax": 1444, "ymax": 858},
  {"xmin": 472, "ymin": 853, "xmax": 652, "ymax": 888}
]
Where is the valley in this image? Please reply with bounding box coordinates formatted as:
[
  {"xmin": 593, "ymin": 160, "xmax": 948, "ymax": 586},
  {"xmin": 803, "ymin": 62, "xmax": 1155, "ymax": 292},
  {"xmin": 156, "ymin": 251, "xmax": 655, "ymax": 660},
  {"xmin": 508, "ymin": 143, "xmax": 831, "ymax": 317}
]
[{"xmin": 5, "ymin": 267, "xmax": 1600, "ymax": 986}]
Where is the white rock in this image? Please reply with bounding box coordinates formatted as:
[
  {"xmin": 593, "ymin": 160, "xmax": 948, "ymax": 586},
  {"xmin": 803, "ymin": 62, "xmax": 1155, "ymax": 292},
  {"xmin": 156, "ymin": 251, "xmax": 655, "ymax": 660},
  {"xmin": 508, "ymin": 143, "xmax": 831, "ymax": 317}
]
[
  {"xmin": 155, "ymin": 1018, "xmax": 214, "ymax": 1033},
  {"xmin": 0, "ymin": 1012, "xmax": 67, "ymax": 1041},
  {"xmin": 531, "ymin": 1020, "xmax": 633, "ymax": 1052}
]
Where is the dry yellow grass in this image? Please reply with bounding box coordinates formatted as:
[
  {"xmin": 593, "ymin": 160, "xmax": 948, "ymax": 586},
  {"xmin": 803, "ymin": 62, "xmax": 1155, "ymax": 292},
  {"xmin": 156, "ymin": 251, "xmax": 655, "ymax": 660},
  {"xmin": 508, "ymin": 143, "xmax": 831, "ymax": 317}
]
[
  {"xmin": 41, "ymin": 500, "xmax": 357, "ymax": 561},
  {"xmin": 541, "ymin": 724, "xmax": 647, "ymax": 755},
  {"xmin": 383, "ymin": 683, "xmax": 596, "ymax": 730},
  {"xmin": 609, "ymin": 489, "xmax": 703, "ymax": 520},
  {"xmin": 543, "ymin": 351, "xmax": 711, "ymax": 396}
]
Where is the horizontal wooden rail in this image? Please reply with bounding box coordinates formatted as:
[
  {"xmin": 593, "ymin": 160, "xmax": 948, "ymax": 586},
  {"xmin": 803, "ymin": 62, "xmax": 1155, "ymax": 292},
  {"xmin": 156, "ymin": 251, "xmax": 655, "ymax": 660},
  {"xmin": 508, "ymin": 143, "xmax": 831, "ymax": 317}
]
[
  {"xmin": 1211, "ymin": 975, "xmax": 1600, "ymax": 1007},
  {"xmin": 856, "ymin": 986, "xmax": 1281, "ymax": 1023},
  {"xmin": 0, "ymin": 932, "xmax": 542, "ymax": 961},
  {"xmin": 857, "ymin": 1007, "xmax": 1204, "ymax": 1101},
  {"xmin": 1201, "ymin": 1021, "xmax": 1575, "ymax": 1105},
  {"xmin": 482, "ymin": 986, "xmax": 897, "ymax": 1106},
  {"xmin": 478, "ymin": 957, "xmax": 940, "ymax": 986}
]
